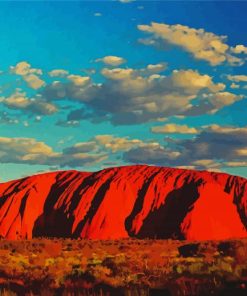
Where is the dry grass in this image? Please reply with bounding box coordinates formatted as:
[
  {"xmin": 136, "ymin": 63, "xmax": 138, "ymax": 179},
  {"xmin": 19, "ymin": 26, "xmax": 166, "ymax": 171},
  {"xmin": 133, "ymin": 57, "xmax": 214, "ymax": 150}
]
[{"xmin": 0, "ymin": 238, "xmax": 247, "ymax": 295}]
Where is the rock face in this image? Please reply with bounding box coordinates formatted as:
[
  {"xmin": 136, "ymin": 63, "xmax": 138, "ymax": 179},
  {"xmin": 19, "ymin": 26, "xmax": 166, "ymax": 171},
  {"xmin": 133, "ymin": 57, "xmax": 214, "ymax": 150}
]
[{"xmin": 0, "ymin": 165, "xmax": 247, "ymax": 240}]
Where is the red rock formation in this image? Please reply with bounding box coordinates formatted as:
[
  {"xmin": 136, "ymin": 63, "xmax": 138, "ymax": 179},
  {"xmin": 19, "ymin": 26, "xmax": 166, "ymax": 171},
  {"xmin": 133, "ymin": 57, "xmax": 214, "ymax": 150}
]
[{"xmin": 0, "ymin": 165, "xmax": 246, "ymax": 240}]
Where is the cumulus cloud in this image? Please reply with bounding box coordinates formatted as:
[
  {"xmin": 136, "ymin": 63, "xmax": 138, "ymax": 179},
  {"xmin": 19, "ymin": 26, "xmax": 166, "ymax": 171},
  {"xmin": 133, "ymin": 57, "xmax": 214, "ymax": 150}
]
[
  {"xmin": 10, "ymin": 61, "xmax": 42, "ymax": 76},
  {"xmin": 95, "ymin": 56, "xmax": 126, "ymax": 66},
  {"xmin": 10, "ymin": 61, "xmax": 45, "ymax": 89},
  {"xmin": 176, "ymin": 125, "xmax": 247, "ymax": 167},
  {"xmin": 0, "ymin": 137, "xmax": 56, "ymax": 165},
  {"xmin": 145, "ymin": 63, "xmax": 167, "ymax": 73},
  {"xmin": 1, "ymin": 125, "xmax": 247, "ymax": 172},
  {"xmin": 67, "ymin": 75, "xmax": 91, "ymax": 86},
  {"xmin": 64, "ymin": 134, "xmax": 160, "ymax": 154},
  {"xmin": 1, "ymin": 90, "xmax": 58, "ymax": 115},
  {"xmin": 63, "ymin": 141, "xmax": 97, "ymax": 154},
  {"xmin": 124, "ymin": 124, "xmax": 247, "ymax": 171},
  {"xmin": 231, "ymin": 45, "xmax": 247, "ymax": 54},
  {"xmin": 123, "ymin": 144, "xmax": 181, "ymax": 165},
  {"xmin": 0, "ymin": 136, "xmax": 107, "ymax": 167},
  {"xmin": 138, "ymin": 22, "xmax": 244, "ymax": 66},
  {"xmin": 22, "ymin": 74, "xmax": 45, "ymax": 89},
  {"xmin": 94, "ymin": 134, "xmax": 160, "ymax": 152},
  {"xmin": 224, "ymin": 161, "xmax": 247, "ymax": 168},
  {"xmin": 48, "ymin": 69, "xmax": 69, "ymax": 77},
  {"xmin": 0, "ymin": 133, "xmax": 167, "ymax": 168},
  {"xmin": 186, "ymin": 91, "xmax": 244, "ymax": 115},
  {"xmin": 227, "ymin": 75, "xmax": 247, "ymax": 82},
  {"xmin": 5, "ymin": 60, "xmax": 245, "ymax": 130},
  {"xmin": 42, "ymin": 65, "xmax": 237, "ymax": 125},
  {"xmin": 151, "ymin": 123, "xmax": 199, "ymax": 134}
]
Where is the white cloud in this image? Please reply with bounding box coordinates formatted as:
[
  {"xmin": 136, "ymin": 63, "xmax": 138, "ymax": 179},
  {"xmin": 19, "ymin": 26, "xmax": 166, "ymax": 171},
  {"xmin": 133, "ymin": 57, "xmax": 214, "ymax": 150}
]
[
  {"xmin": 95, "ymin": 56, "xmax": 126, "ymax": 66},
  {"xmin": 10, "ymin": 61, "xmax": 45, "ymax": 89},
  {"xmin": 0, "ymin": 136, "xmax": 107, "ymax": 167},
  {"xmin": 67, "ymin": 75, "xmax": 91, "ymax": 86},
  {"xmin": 224, "ymin": 161, "xmax": 247, "ymax": 168},
  {"xmin": 2, "ymin": 90, "xmax": 58, "ymax": 115},
  {"xmin": 22, "ymin": 74, "xmax": 45, "ymax": 89},
  {"xmin": 146, "ymin": 63, "xmax": 167, "ymax": 73},
  {"xmin": 41, "ymin": 65, "xmax": 244, "ymax": 125},
  {"xmin": 227, "ymin": 75, "xmax": 247, "ymax": 82},
  {"xmin": 48, "ymin": 69, "xmax": 69, "ymax": 77},
  {"xmin": 124, "ymin": 124, "xmax": 247, "ymax": 171},
  {"xmin": 94, "ymin": 134, "xmax": 160, "ymax": 152},
  {"xmin": 230, "ymin": 45, "xmax": 247, "ymax": 54},
  {"xmin": 0, "ymin": 137, "xmax": 56, "ymax": 164},
  {"xmin": 138, "ymin": 22, "xmax": 244, "ymax": 66},
  {"xmin": 10, "ymin": 61, "xmax": 42, "ymax": 76},
  {"xmin": 151, "ymin": 123, "xmax": 199, "ymax": 134},
  {"xmin": 202, "ymin": 91, "xmax": 243, "ymax": 109}
]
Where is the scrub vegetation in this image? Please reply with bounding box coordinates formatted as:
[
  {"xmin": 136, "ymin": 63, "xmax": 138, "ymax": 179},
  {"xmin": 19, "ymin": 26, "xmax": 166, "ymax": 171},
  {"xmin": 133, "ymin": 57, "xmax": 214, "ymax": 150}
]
[{"xmin": 0, "ymin": 238, "xmax": 247, "ymax": 295}]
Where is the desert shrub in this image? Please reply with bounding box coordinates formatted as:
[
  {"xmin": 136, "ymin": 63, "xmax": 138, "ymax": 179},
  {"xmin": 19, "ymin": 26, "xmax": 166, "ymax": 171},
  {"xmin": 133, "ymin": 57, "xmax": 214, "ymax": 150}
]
[
  {"xmin": 87, "ymin": 254, "xmax": 103, "ymax": 267},
  {"xmin": 218, "ymin": 241, "xmax": 237, "ymax": 257},
  {"xmin": 102, "ymin": 256, "xmax": 119, "ymax": 276},
  {"xmin": 178, "ymin": 243, "xmax": 200, "ymax": 257},
  {"xmin": 63, "ymin": 269, "xmax": 96, "ymax": 291}
]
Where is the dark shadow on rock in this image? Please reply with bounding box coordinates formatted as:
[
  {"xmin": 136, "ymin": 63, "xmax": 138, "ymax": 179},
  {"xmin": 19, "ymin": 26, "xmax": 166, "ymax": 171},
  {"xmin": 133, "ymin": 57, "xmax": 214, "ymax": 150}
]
[
  {"xmin": 32, "ymin": 172, "xmax": 82, "ymax": 238},
  {"xmin": 126, "ymin": 178, "xmax": 203, "ymax": 239},
  {"xmin": 33, "ymin": 169, "xmax": 118, "ymax": 238},
  {"xmin": 125, "ymin": 169, "xmax": 163, "ymax": 236},
  {"xmin": 72, "ymin": 172, "xmax": 117, "ymax": 237},
  {"xmin": 224, "ymin": 176, "xmax": 247, "ymax": 231}
]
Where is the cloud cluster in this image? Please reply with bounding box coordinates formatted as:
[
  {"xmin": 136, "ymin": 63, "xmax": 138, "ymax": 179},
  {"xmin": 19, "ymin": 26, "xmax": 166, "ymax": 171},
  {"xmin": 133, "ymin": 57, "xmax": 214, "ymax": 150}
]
[
  {"xmin": 3, "ymin": 56, "xmax": 245, "ymax": 128},
  {"xmin": 0, "ymin": 137, "xmax": 56, "ymax": 165},
  {"xmin": 0, "ymin": 136, "xmax": 107, "ymax": 168},
  {"xmin": 124, "ymin": 124, "xmax": 247, "ymax": 171},
  {"xmin": 64, "ymin": 134, "xmax": 160, "ymax": 154},
  {"xmin": 41, "ymin": 65, "xmax": 242, "ymax": 125},
  {"xmin": 138, "ymin": 22, "xmax": 245, "ymax": 66},
  {"xmin": 1, "ymin": 124, "xmax": 247, "ymax": 173},
  {"xmin": 94, "ymin": 134, "xmax": 160, "ymax": 152},
  {"xmin": 10, "ymin": 61, "xmax": 45, "ymax": 89},
  {"xmin": 0, "ymin": 134, "xmax": 166, "ymax": 168},
  {"xmin": 0, "ymin": 133, "xmax": 162, "ymax": 169},
  {"xmin": 1, "ymin": 90, "xmax": 58, "ymax": 115}
]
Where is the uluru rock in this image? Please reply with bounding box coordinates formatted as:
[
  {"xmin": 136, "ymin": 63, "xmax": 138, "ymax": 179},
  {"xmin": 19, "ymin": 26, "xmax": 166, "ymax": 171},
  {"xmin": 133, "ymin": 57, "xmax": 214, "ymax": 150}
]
[{"xmin": 0, "ymin": 165, "xmax": 247, "ymax": 240}]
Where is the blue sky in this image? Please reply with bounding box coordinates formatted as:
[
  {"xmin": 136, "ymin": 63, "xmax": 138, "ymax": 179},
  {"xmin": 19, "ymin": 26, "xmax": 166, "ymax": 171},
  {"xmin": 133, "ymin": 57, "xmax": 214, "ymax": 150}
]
[{"xmin": 0, "ymin": 0, "xmax": 247, "ymax": 181}]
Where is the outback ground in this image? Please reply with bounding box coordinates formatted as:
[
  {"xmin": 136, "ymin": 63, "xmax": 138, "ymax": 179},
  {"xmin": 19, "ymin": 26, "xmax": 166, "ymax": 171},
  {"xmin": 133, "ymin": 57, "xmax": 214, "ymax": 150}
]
[{"xmin": 0, "ymin": 238, "xmax": 247, "ymax": 296}]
